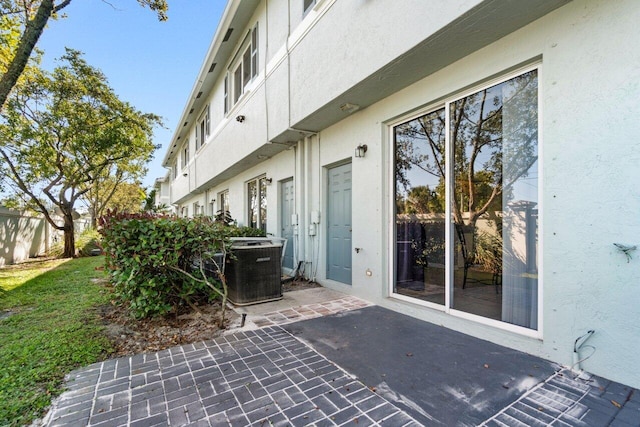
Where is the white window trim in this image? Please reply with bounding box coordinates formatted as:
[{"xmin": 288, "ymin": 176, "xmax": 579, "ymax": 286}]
[
  {"xmin": 247, "ymin": 175, "xmax": 267, "ymax": 230},
  {"xmin": 181, "ymin": 141, "xmax": 189, "ymax": 169},
  {"xmin": 196, "ymin": 105, "xmax": 210, "ymax": 151},
  {"xmin": 387, "ymin": 63, "xmax": 543, "ymax": 339},
  {"xmin": 225, "ymin": 23, "xmax": 259, "ymax": 114},
  {"xmin": 303, "ymin": 0, "xmax": 317, "ymax": 16},
  {"xmin": 218, "ymin": 190, "xmax": 230, "ymax": 214}
]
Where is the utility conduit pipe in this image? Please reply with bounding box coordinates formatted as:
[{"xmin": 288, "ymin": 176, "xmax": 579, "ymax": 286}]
[{"xmin": 572, "ymin": 330, "xmax": 595, "ymax": 376}]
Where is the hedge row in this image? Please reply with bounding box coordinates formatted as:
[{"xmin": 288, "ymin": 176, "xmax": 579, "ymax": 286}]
[{"xmin": 99, "ymin": 212, "xmax": 264, "ymax": 319}]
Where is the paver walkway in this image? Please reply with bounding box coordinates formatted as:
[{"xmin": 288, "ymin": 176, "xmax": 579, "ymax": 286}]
[
  {"xmin": 43, "ymin": 293, "xmax": 639, "ymax": 426},
  {"xmin": 483, "ymin": 370, "xmax": 640, "ymax": 426},
  {"xmin": 45, "ymin": 326, "xmax": 419, "ymax": 426}
]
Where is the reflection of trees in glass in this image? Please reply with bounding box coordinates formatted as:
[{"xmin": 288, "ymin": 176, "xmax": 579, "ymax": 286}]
[
  {"xmin": 395, "ymin": 71, "xmax": 538, "ymax": 274},
  {"xmin": 248, "ymin": 177, "xmax": 267, "ymax": 231},
  {"xmin": 401, "ymin": 185, "xmax": 441, "ymax": 214},
  {"xmin": 395, "ymin": 108, "xmax": 445, "ymax": 211},
  {"xmin": 259, "ymin": 177, "xmax": 267, "ymax": 231},
  {"xmin": 451, "ymin": 70, "xmax": 538, "ymax": 230},
  {"xmin": 396, "ymin": 71, "xmax": 537, "ymax": 229},
  {"xmin": 248, "ymin": 180, "xmax": 258, "ymax": 228}
]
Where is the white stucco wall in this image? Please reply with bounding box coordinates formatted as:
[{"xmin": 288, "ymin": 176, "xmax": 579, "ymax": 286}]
[
  {"xmin": 288, "ymin": 0, "xmax": 482, "ymax": 124},
  {"xmin": 166, "ymin": 0, "xmax": 640, "ymax": 388},
  {"xmin": 304, "ymin": 0, "xmax": 640, "ymax": 387}
]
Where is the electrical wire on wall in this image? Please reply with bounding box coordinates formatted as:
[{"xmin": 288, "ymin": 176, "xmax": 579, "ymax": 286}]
[{"xmin": 571, "ymin": 330, "xmax": 596, "ymax": 379}]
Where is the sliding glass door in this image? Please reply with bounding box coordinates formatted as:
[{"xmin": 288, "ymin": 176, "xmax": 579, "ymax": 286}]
[{"xmin": 393, "ymin": 68, "xmax": 539, "ymax": 331}]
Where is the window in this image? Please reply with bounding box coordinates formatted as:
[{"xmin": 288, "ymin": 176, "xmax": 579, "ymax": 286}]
[
  {"xmin": 182, "ymin": 141, "xmax": 189, "ymax": 169},
  {"xmin": 173, "ymin": 161, "xmax": 177, "ymax": 179},
  {"xmin": 393, "ymin": 68, "xmax": 539, "ymax": 331},
  {"xmin": 247, "ymin": 176, "xmax": 267, "ymax": 231},
  {"xmin": 225, "ymin": 24, "xmax": 258, "ymax": 111},
  {"xmin": 215, "ymin": 190, "xmax": 230, "ymax": 221},
  {"xmin": 303, "ymin": 0, "xmax": 316, "ymax": 15},
  {"xmin": 218, "ymin": 190, "xmax": 230, "ymax": 214},
  {"xmin": 196, "ymin": 105, "xmax": 210, "ymax": 150},
  {"xmin": 224, "ymin": 75, "xmax": 229, "ymax": 114}
]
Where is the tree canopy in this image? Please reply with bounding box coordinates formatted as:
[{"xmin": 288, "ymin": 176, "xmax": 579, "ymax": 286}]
[
  {"xmin": 0, "ymin": 49, "xmax": 161, "ymax": 257},
  {"xmin": 0, "ymin": 0, "xmax": 169, "ymax": 113}
]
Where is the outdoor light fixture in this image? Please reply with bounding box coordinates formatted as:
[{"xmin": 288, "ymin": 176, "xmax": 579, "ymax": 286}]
[
  {"xmin": 355, "ymin": 144, "xmax": 368, "ymax": 158},
  {"xmin": 265, "ymin": 178, "xmax": 273, "ymax": 185},
  {"xmin": 340, "ymin": 103, "xmax": 360, "ymax": 114},
  {"xmin": 236, "ymin": 115, "xmax": 246, "ymax": 123},
  {"xmin": 183, "ymin": 172, "xmax": 188, "ymax": 177}
]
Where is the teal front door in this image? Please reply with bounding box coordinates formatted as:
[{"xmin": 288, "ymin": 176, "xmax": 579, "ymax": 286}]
[{"xmin": 327, "ymin": 163, "xmax": 352, "ymax": 285}]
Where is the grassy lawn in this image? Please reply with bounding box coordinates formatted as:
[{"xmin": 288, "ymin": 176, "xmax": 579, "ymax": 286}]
[{"xmin": 0, "ymin": 257, "xmax": 113, "ymax": 427}]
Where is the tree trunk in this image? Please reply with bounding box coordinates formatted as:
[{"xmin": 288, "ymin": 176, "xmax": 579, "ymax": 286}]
[
  {"xmin": 62, "ymin": 212, "xmax": 76, "ymax": 258},
  {"xmin": 90, "ymin": 207, "xmax": 97, "ymax": 229},
  {"xmin": 0, "ymin": 0, "xmax": 56, "ymax": 112}
]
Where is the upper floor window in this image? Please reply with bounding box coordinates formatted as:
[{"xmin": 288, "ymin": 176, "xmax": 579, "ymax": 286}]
[
  {"xmin": 172, "ymin": 161, "xmax": 177, "ymax": 179},
  {"xmin": 224, "ymin": 76, "xmax": 229, "ymax": 114},
  {"xmin": 303, "ymin": 0, "xmax": 317, "ymax": 15},
  {"xmin": 225, "ymin": 23, "xmax": 258, "ymax": 112},
  {"xmin": 196, "ymin": 105, "xmax": 210, "ymax": 150},
  {"xmin": 182, "ymin": 141, "xmax": 189, "ymax": 169}
]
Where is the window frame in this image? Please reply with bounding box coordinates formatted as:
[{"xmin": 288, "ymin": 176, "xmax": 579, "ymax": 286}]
[
  {"xmin": 181, "ymin": 141, "xmax": 189, "ymax": 169},
  {"xmin": 218, "ymin": 190, "xmax": 230, "ymax": 214},
  {"xmin": 224, "ymin": 75, "xmax": 229, "ymax": 114},
  {"xmin": 303, "ymin": 0, "xmax": 317, "ymax": 15},
  {"xmin": 388, "ymin": 64, "xmax": 542, "ymax": 338},
  {"xmin": 225, "ymin": 23, "xmax": 259, "ymax": 113},
  {"xmin": 247, "ymin": 175, "xmax": 267, "ymax": 231},
  {"xmin": 196, "ymin": 105, "xmax": 210, "ymax": 151}
]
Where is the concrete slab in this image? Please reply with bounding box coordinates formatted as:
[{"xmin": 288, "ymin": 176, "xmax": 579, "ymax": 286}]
[
  {"xmin": 233, "ymin": 288, "xmax": 349, "ymax": 316},
  {"xmin": 283, "ymin": 305, "xmax": 559, "ymax": 426}
]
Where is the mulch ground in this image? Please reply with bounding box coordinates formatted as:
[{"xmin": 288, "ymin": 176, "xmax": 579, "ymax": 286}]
[{"xmin": 99, "ymin": 278, "xmax": 320, "ymax": 357}]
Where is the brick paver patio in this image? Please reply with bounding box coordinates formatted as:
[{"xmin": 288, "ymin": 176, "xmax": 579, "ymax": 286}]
[
  {"xmin": 43, "ymin": 295, "xmax": 639, "ymax": 426},
  {"xmin": 45, "ymin": 310, "xmax": 418, "ymax": 426}
]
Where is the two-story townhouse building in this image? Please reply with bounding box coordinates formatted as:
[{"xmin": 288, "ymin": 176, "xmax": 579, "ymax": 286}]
[{"xmin": 160, "ymin": 0, "xmax": 640, "ymax": 388}]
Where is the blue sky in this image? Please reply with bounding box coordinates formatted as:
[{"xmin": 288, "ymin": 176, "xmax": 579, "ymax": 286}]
[{"xmin": 37, "ymin": 0, "xmax": 226, "ymax": 189}]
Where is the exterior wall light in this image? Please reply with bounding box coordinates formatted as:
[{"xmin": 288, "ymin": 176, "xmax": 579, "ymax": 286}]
[
  {"xmin": 265, "ymin": 178, "xmax": 273, "ymax": 185},
  {"xmin": 236, "ymin": 115, "xmax": 246, "ymax": 123},
  {"xmin": 340, "ymin": 103, "xmax": 360, "ymax": 114},
  {"xmin": 355, "ymin": 144, "xmax": 368, "ymax": 158},
  {"xmin": 182, "ymin": 172, "xmax": 188, "ymax": 177}
]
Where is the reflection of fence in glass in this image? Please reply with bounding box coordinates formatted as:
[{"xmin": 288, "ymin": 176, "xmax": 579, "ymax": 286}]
[{"xmin": 393, "ymin": 69, "xmax": 538, "ymax": 329}]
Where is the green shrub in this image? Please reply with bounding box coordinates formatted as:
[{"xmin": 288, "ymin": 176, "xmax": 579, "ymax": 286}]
[{"xmin": 99, "ymin": 212, "xmax": 265, "ymax": 320}]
